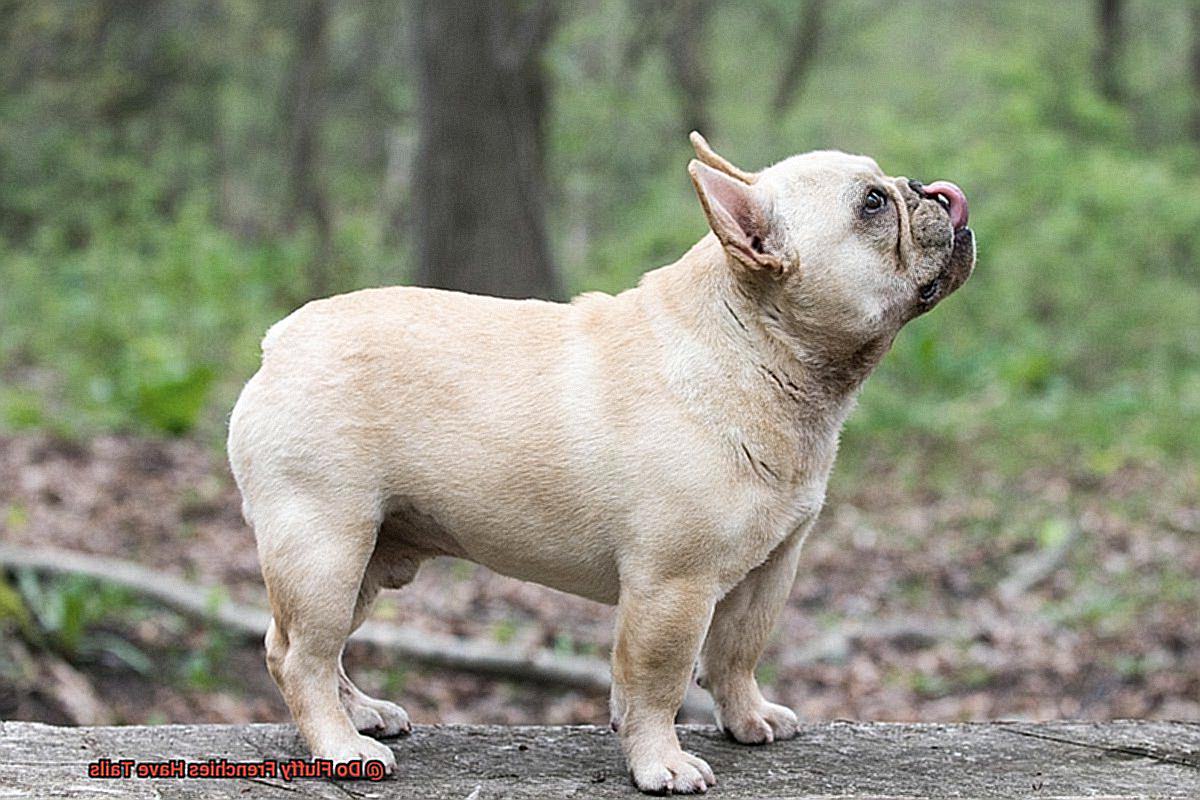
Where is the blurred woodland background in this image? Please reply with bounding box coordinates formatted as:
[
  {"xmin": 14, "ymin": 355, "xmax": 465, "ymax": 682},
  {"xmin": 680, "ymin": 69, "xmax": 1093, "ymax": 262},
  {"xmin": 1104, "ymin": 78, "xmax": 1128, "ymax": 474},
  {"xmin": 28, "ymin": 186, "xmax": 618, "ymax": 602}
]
[{"xmin": 1, "ymin": 0, "xmax": 1198, "ymax": 729}]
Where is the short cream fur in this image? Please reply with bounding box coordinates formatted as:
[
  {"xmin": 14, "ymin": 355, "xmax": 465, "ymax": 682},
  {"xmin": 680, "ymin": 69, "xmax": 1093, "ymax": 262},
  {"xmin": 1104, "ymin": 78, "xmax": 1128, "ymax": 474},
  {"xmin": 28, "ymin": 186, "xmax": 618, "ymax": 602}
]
[{"xmin": 227, "ymin": 133, "xmax": 975, "ymax": 794}]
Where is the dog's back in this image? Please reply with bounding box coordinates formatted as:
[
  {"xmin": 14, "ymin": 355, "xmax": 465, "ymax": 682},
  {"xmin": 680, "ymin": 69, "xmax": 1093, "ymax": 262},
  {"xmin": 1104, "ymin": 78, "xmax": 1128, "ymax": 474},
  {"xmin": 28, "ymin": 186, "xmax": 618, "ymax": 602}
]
[{"xmin": 227, "ymin": 284, "xmax": 667, "ymax": 605}]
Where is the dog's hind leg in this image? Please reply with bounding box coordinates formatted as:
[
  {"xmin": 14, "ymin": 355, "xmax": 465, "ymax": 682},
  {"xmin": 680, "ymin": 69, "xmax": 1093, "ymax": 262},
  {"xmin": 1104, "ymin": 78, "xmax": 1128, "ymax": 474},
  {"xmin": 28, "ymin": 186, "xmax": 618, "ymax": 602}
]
[
  {"xmin": 337, "ymin": 553, "xmax": 422, "ymax": 738},
  {"xmin": 257, "ymin": 498, "xmax": 397, "ymax": 772}
]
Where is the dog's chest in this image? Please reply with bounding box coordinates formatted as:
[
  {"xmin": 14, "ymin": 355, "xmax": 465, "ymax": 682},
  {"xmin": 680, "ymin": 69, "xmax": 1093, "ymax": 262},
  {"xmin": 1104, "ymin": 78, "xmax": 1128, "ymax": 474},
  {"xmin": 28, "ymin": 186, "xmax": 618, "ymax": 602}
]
[
  {"xmin": 716, "ymin": 479, "xmax": 827, "ymax": 590},
  {"xmin": 768, "ymin": 481, "xmax": 827, "ymax": 545}
]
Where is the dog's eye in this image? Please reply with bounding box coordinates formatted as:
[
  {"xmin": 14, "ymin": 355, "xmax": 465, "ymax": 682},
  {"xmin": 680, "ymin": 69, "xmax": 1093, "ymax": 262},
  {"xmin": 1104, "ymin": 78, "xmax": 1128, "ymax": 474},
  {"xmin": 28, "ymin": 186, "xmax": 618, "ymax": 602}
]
[{"xmin": 863, "ymin": 188, "xmax": 888, "ymax": 214}]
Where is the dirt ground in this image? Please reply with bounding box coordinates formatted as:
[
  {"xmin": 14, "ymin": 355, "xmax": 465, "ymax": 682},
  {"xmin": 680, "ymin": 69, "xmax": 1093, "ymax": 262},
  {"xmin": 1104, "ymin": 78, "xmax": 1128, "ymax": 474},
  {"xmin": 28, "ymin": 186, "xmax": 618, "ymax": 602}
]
[{"xmin": 1, "ymin": 433, "xmax": 1197, "ymax": 729}]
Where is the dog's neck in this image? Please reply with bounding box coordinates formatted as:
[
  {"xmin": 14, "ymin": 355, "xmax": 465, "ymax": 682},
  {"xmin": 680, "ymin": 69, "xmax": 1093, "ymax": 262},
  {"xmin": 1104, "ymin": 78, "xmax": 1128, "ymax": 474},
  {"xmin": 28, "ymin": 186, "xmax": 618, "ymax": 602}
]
[
  {"xmin": 637, "ymin": 235, "xmax": 889, "ymax": 486},
  {"xmin": 650, "ymin": 235, "xmax": 888, "ymax": 412}
]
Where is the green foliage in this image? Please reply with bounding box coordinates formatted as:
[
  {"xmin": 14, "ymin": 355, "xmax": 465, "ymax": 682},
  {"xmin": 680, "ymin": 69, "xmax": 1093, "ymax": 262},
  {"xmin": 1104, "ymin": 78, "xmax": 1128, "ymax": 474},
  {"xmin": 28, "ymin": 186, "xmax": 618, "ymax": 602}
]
[
  {"xmin": 0, "ymin": 0, "xmax": 404, "ymax": 437},
  {"xmin": 0, "ymin": 203, "xmax": 305, "ymax": 436},
  {"xmin": 0, "ymin": 576, "xmax": 35, "ymax": 638},
  {"xmin": 181, "ymin": 627, "xmax": 233, "ymax": 691},
  {"xmin": 0, "ymin": 0, "xmax": 1196, "ymax": 475},
  {"xmin": 551, "ymin": 0, "xmax": 1200, "ymax": 475},
  {"xmin": 493, "ymin": 619, "xmax": 519, "ymax": 646},
  {"xmin": 176, "ymin": 588, "xmax": 236, "ymax": 690},
  {"xmin": 383, "ymin": 666, "xmax": 408, "ymax": 697},
  {"xmin": 843, "ymin": 90, "xmax": 1200, "ymax": 472},
  {"xmin": 755, "ymin": 661, "xmax": 778, "ymax": 688}
]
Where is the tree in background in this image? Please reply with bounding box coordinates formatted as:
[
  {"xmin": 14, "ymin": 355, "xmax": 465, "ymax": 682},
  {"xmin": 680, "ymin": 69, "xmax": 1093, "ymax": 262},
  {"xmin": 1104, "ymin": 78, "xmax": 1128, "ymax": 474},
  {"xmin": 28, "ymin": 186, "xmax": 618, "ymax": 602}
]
[
  {"xmin": 620, "ymin": 0, "xmax": 830, "ymax": 133},
  {"xmin": 662, "ymin": 0, "xmax": 714, "ymax": 137},
  {"xmin": 412, "ymin": 0, "xmax": 563, "ymax": 300},
  {"xmin": 624, "ymin": 0, "xmax": 715, "ymax": 136},
  {"xmin": 1095, "ymin": 0, "xmax": 1125, "ymax": 103},
  {"xmin": 1191, "ymin": 2, "xmax": 1200, "ymax": 141},
  {"xmin": 773, "ymin": 0, "xmax": 828, "ymax": 112},
  {"xmin": 283, "ymin": 0, "xmax": 334, "ymax": 300}
]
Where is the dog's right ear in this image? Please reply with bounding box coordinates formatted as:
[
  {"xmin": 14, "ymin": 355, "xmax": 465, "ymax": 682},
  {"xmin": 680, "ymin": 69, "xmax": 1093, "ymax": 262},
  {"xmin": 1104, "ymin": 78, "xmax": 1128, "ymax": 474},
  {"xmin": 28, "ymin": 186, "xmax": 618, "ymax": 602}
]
[{"xmin": 689, "ymin": 159, "xmax": 785, "ymax": 275}]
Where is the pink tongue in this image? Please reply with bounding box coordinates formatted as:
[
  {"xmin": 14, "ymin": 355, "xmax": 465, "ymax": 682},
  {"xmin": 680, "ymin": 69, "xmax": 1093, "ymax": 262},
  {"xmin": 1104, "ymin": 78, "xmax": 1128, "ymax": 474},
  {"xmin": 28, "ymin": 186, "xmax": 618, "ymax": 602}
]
[{"xmin": 923, "ymin": 181, "xmax": 969, "ymax": 230}]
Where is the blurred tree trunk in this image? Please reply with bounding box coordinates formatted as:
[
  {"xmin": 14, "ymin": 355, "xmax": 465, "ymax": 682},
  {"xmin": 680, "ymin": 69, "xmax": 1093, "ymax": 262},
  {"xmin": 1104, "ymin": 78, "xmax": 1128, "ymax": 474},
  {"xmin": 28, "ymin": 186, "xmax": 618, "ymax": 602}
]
[
  {"xmin": 624, "ymin": 0, "xmax": 714, "ymax": 136},
  {"xmin": 1191, "ymin": 3, "xmax": 1200, "ymax": 141},
  {"xmin": 412, "ymin": 0, "xmax": 563, "ymax": 300},
  {"xmin": 663, "ymin": 0, "xmax": 714, "ymax": 135},
  {"xmin": 773, "ymin": 0, "xmax": 827, "ymax": 111},
  {"xmin": 1095, "ymin": 0, "xmax": 1124, "ymax": 103},
  {"xmin": 284, "ymin": 0, "xmax": 334, "ymax": 299}
]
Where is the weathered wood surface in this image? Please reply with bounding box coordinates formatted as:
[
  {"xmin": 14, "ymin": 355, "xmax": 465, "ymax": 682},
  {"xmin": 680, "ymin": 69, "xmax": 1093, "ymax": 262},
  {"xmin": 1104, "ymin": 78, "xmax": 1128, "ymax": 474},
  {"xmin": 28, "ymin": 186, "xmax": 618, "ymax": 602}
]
[{"xmin": 1, "ymin": 720, "xmax": 1197, "ymax": 799}]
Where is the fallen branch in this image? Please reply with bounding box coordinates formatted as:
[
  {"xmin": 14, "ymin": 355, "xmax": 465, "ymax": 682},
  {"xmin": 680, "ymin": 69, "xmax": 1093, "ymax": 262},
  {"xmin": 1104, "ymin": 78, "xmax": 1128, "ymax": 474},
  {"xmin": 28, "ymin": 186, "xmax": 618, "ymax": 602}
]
[
  {"xmin": 795, "ymin": 616, "xmax": 975, "ymax": 664},
  {"xmin": 3, "ymin": 637, "xmax": 115, "ymax": 726},
  {"xmin": 0, "ymin": 544, "xmax": 979, "ymax": 722},
  {"xmin": 43, "ymin": 649, "xmax": 115, "ymax": 726},
  {"xmin": 0, "ymin": 544, "xmax": 612, "ymax": 693},
  {"xmin": 997, "ymin": 522, "xmax": 1080, "ymax": 604},
  {"xmin": 0, "ymin": 544, "xmax": 718, "ymax": 717}
]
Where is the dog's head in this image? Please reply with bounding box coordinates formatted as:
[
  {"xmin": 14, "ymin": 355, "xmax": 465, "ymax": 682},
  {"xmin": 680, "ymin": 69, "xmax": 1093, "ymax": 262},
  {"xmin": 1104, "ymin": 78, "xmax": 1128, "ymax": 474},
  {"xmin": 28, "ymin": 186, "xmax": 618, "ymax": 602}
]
[{"xmin": 688, "ymin": 133, "xmax": 975, "ymax": 354}]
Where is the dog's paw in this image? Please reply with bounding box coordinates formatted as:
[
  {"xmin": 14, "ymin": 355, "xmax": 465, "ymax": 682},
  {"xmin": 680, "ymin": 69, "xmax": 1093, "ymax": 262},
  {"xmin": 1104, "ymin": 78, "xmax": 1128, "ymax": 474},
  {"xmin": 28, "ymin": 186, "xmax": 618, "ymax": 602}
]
[
  {"xmin": 314, "ymin": 734, "xmax": 397, "ymax": 775},
  {"xmin": 345, "ymin": 696, "xmax": 411, "ymax": 738},
  {"xmin": 716, "ymin": 700, "xmax": 798, "ymax": 745},
  {"xmin": 629, "ymin": 749, "xmax": 715, "ymax": 795}
]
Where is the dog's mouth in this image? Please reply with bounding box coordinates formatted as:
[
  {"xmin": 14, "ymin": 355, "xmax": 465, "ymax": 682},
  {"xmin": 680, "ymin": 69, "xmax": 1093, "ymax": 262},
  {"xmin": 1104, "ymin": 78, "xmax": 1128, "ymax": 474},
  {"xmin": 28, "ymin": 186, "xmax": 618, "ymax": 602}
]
[
  {"xmin": 906, "ymin": 178, "xmax": 973, "ymax": 311},
  {"xmin": 922, "ymin": 181, "xmax": 969, "ymax": 231},
  {"xmin": 916, "ymin": 226, "xmax": 975, "ymax": 310}
]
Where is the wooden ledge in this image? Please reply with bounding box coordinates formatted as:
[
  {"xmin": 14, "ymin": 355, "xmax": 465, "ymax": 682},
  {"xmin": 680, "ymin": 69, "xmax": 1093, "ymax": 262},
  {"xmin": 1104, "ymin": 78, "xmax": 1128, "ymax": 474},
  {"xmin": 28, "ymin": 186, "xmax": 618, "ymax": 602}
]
[{"xmin": 1, "ymin": 720, "xmax": 1197, "ymax": 798}]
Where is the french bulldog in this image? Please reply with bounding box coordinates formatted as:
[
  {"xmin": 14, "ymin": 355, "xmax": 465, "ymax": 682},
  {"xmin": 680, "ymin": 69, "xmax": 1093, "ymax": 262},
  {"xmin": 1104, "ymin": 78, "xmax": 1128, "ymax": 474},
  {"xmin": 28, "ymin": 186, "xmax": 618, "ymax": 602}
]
[{"xmin": 227, "ymin": 132, "xmax": 974, "ymax": 794}]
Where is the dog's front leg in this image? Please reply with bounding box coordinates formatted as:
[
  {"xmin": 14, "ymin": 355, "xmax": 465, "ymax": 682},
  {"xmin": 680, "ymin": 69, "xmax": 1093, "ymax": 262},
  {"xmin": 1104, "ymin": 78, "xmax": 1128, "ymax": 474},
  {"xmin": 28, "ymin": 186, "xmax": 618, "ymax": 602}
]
[
  {"xmin": 612, "ymin": 579, "xmax": 718, "ymax": 794},
  {"xmin": 697, "ymin": 528, "xmax": 808, "ymax": 744}
]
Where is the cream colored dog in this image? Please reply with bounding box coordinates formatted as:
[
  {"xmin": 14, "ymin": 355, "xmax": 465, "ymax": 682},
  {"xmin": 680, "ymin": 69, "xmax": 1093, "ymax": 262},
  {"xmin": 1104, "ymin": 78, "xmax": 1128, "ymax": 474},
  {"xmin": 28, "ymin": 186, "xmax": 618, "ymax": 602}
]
[{"xmin": 227, "ymin": 133, "xmax": 975, "ymax": 794}]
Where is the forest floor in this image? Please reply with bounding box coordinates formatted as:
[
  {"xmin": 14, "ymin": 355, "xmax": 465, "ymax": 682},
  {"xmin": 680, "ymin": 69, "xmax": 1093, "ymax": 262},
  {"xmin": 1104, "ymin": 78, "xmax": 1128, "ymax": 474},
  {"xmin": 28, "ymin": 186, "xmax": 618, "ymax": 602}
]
[{"xmin": 1, "ymin": 432, "xmax": 1197, "ymax": 729}]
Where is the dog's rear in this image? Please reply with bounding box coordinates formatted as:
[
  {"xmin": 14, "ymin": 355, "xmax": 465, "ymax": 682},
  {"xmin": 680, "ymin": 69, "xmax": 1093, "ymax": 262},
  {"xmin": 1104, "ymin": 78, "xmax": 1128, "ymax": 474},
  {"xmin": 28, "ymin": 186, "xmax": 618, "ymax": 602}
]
[
  {"xmin": 227, "ymin": 285, "xmax": 624, "ymax": 772},
  {"xmin": 228, "ymin": 288, "xmax": 460, "ymax": 770}
]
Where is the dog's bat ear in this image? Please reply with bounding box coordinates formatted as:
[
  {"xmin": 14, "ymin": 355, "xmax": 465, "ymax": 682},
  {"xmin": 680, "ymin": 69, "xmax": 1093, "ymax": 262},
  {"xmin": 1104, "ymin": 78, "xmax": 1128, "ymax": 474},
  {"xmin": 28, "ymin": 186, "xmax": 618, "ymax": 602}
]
[
  {"xmin": 689, "ymin": 159, "xmax": 786, "ymax": 276},
  {"xmin": 689, "ymin": 131, "xmax": 758, "ymax": 185}
]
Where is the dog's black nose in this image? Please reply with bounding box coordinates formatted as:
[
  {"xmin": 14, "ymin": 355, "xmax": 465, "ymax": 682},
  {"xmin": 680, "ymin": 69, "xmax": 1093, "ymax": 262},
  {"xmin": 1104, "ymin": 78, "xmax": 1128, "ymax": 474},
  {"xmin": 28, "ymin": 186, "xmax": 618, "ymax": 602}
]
[{"xmin": 908, "ymin": 179, "xmax": 925, "ymax": 194}]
